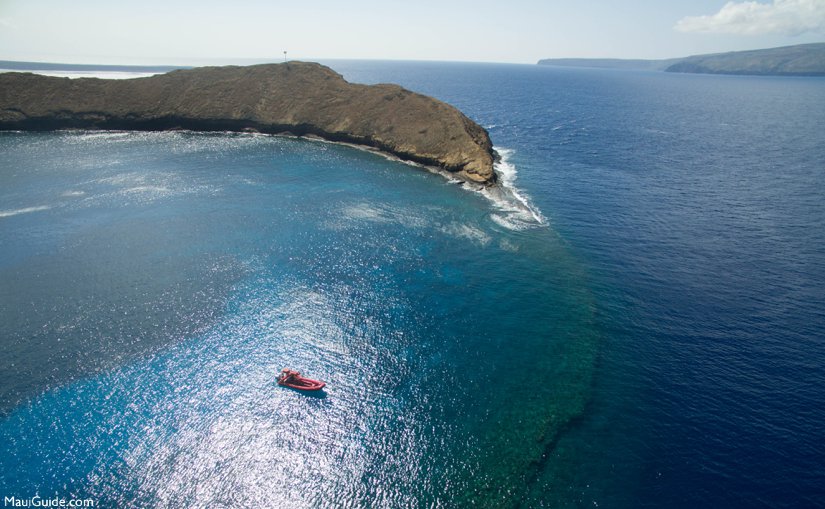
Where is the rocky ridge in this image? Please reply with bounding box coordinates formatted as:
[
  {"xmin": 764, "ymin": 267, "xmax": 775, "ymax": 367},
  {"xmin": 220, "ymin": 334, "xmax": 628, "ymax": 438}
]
[{"xmin": 0, "ymin": 62, "xmax": 496, "ymax": 185}]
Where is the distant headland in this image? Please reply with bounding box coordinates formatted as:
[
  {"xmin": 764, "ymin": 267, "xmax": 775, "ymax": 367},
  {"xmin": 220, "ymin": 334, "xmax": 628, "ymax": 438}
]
[
  {"xmin": 0, "ymin": 62, "xmax": 497, "ymax": 185},
  {"xmin": 538, "ymin": 43, "xmax": 825, "ymax": 77}
]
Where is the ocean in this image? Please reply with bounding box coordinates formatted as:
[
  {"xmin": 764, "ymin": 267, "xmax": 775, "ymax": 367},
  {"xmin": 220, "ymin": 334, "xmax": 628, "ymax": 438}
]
[{"xmin": 1, "ymin": 61, "xmax": 824, "ymax": 508}]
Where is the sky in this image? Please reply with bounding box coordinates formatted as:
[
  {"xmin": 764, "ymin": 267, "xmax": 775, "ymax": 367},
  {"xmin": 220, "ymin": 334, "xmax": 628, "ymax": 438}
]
[{"xmin": 0, "ymin": 0, "xmax": 824, "ymax": 65}]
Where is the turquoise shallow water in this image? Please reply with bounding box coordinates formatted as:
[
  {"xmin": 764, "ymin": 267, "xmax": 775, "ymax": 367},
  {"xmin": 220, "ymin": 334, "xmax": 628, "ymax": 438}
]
[{"xmin": 0, "ymin": 131, "xmax": 596, "ymax": 506}]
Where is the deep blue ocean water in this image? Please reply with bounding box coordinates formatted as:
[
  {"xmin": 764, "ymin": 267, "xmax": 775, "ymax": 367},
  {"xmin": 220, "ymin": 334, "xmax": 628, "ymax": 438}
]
[{"xmin": 1, "ymin": 62, "xmax": 824, "ymax": 507}]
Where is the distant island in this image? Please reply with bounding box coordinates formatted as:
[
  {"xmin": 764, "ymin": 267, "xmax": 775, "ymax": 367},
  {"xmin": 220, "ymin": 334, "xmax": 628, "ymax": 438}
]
[
  {"xmin": 0, "ymin": 62, "xmax": 497, "ymax": 185},
  {"xmin": 538, "ymin": 43, "xmax": 825, "ymax": 77}
]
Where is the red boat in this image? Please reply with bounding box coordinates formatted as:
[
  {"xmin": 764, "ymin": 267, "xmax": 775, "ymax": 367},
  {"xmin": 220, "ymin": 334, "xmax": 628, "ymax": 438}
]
[{"xmin": 277, "ymin": 368, "xmax": 326, "ymax": 391}]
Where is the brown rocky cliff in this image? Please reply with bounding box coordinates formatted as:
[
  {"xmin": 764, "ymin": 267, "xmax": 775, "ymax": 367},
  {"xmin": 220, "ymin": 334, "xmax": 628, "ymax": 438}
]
[{"xmin": 0, "ymin": 62, "xmax": 496, "ymax": 185}]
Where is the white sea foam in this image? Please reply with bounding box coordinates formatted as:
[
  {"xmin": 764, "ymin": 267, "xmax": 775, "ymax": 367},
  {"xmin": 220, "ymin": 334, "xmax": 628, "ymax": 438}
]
[
  {"xmin": 122, "ymin": 185, "xmax": 172, "ymax": 195},
  {"xmin": 341, "ymin": 203, "xmax": 392, "ymax": 223},
  {"xmin": 75, "ymin": 171, "xmax": 217, "ymax": 208},
  {"xmin": 478, "ymin": 147, "xmax": 547, "ymax": 231},
  {"xmin": 307, "ymin": 138, "xmax": 546, "ymax": 233},
  {"xmin": 331, "ymin": 147, "xmax": 545, "ymax": 233},
  {"xmin": 439, "ymin": 222, "xmax": 492, "ymax": 247},
  {"xmin": 334, "ymin": 202, "xmax": 430, "ymax": 231},
  {"xmin": 136, "ymin": 133, "xmax": 543, "ymax": 234},
  {"xmin": 498, "ymin": 238, "xmax": 520, "ymax": 252},
  {"xmin": 74, "ymin": 131, "xmax": 132, "ymax": 141},
  {"xmin": 0, "ymin": 205, "xmax": 51, "ymax": 218}
]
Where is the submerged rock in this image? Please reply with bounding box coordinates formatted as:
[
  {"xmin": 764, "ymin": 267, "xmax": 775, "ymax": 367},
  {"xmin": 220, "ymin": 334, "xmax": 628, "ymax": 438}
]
[{"xmin": 0, "ymin": 62, "xmax": 497, "ymax": 185}]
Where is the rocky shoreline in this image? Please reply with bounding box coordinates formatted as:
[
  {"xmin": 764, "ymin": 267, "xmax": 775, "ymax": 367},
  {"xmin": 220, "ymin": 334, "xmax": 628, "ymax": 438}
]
[{"xmin": 0, "ymin": 62, "xmax": 497, "ymax": 185}]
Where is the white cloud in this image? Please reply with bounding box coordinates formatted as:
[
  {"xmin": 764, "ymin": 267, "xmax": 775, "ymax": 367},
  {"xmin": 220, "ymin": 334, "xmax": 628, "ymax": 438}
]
[{"xmin": 675, "ymin": 0, "xmax": 825, "ymax": 35}]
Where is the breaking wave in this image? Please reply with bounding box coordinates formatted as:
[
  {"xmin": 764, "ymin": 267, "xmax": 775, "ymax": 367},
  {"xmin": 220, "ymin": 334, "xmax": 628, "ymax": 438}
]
[{"xmin": 480, "ymin": 148, "xmax": 547, "ymax": 231}]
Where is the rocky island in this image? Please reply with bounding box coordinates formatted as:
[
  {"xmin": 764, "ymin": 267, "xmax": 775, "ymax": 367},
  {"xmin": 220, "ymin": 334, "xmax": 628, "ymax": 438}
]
[
  {"xmin": 0, "ymin": 62, "xmax": 497, "ymax": 185},
  {"xmin": 538, "ymin": 43, "xmax": 825, "ymax": 77}
]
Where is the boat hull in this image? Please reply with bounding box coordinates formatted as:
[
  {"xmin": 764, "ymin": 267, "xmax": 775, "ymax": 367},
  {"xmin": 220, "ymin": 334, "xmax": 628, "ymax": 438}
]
[{"xmin": 278, "ymin": 376, "xmax": 326, "ymax": 391}]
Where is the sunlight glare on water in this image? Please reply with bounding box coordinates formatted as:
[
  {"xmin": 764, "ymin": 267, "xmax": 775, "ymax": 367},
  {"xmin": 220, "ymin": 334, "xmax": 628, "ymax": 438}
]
[{"xmin": 0, "ymin": 130, "xmax": 597, "ymax": 507}]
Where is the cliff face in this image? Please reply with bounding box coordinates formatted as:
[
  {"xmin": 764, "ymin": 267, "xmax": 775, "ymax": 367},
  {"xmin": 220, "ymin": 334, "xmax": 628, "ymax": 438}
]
[{"xmin": 0, "ymin": 62, "xmax": 496, "ymax": 185}]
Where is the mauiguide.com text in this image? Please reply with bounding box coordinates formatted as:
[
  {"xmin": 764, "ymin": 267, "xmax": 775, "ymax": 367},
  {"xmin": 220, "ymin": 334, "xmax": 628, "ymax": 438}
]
[{"xmin": 4, "ymin": 496, "xmax": 95, "ymax": 508}]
